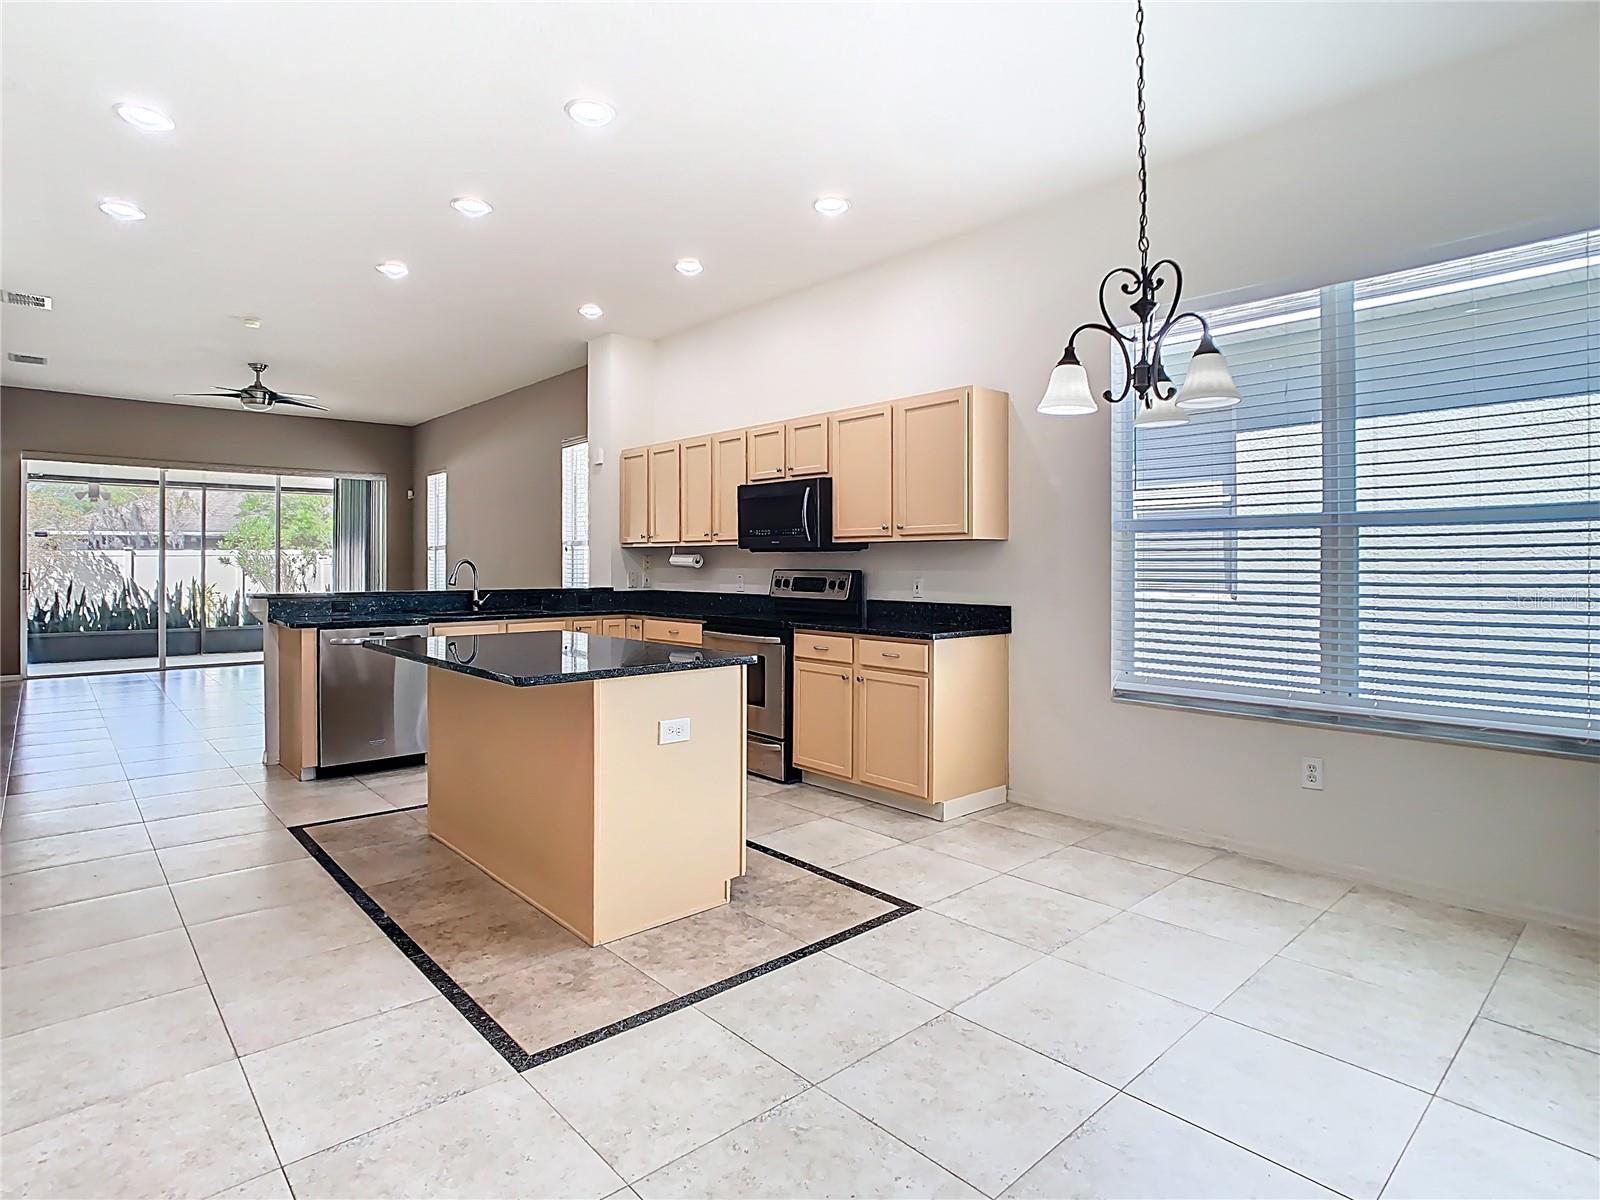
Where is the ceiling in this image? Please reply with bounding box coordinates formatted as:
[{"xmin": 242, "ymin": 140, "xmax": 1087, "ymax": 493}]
[{"xmin": 0, "ymin": 2, "xmax": 1577, "ymax": 426}]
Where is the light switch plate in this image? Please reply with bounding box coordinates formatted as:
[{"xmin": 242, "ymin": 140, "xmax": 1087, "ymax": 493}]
[
  {"xmin": 912, "ymin": 577, "xmax": 925, "ymax": 599},
  {"xmin": 659, "ymin": 718, "xmax": 691, "ymax": 745}
]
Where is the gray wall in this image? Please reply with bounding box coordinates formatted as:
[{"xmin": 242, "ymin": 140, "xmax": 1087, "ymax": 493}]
[{"xmin": 410, "ymin": 367, "xmax": 587, "ymax": 590}]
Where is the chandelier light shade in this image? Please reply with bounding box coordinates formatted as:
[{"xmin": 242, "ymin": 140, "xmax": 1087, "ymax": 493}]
[
  {"xmin": 1038, "ymin": 0, "xmax": 1238, "ymax": 430},
  {"xmin": 1037, "ymin": 348, "xmax": 1099, "ymax": 415}
]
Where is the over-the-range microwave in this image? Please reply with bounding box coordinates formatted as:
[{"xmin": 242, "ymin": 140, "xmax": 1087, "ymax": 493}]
[{"xmin": 736, "ymin": 478, "xmax": 864, "ymax": 552}]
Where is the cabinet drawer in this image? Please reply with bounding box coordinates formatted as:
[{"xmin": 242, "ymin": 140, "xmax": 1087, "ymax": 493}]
[
  {"xmin": 855, "ymin": 638, "xmax": 929, "ymax": 673},
  {"xmin": 571, "ymin": 618, "xmax": 602, "ymax": 635},
  {"xmin": 643, "ymin": 619, "xmax": 702, "ymax": 646},
  {"xmin": 625, "ymin": 618, "xmax": 644, "ymax": 640},
  {"xmin": 503, "ymin": 619, "xmax": 567, "ymax": 633},
  {"xmin": 432, "ymin": 621, "xmax": 506, "ymax": 636},
  {"xmin": 794, "ymin": 631, "xmax": 854, "ymax": 664},
  {"xmin": 600, "ymin": 618, "xmax": 628, "ymax": 637}
]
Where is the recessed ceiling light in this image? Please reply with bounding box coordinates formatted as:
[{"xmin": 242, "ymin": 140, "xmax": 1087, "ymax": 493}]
[
  {"xmin": 564, "ymin": 98, "xmax": 615, "ymax": 127},
  {"xmin": 813, "ymin": 195, "xmax": 850, "ymax": 217},
  {"xmin": 578, "ymin": 303, "xmax": 604, "ymax": 320},
  {"xmin": 450, "ymin": 196, "xmax": 493, "ymax": 218},
  {"xmin": 375, "ymin": 261, "xmax": 409, "ymax": 280},
  {"xmin": 113, "ymin": 103, "xmax": 174, "ymax": 133},
  {"xmin": 242, "ymin": 317, "xmax": 262, "ymax": 329},
  {"xmin": 674, "ymin": 257, "xmax": 703, "ymax": 277},
  {"xmin": 98, "ymin": 198, "xmax": 146, "ymax": 222}
]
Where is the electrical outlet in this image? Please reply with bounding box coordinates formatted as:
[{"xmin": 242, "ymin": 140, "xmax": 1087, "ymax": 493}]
[
  {"xmin": 641, "ymin": 574, "xmax": 651, "ymax": 589},
  {"xmin": 626, "ymin": 570, "xmax": 640, "ymax": 589},
  {"xmin": 735, "ymin": 574, "xmax": 745, "ymax": 593},
  {"xmin": 1301, "ymin": 756, "xmax": 1324, "ymax": 790},
  {"xmin": 658, "ymin": 717, "xmax": 691, "ymax": 745},
  {"xmin": 642, "ymin": 554, "xmax": 653, "ymax": 569},
  {"xmin": 912, "ymin": 577, "xmax": 925, "ymax": 599}
]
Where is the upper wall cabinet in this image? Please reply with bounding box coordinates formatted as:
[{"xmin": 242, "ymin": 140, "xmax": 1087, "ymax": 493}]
[
  {"xmin": 619, "ymin": 447, "xmax": 650, "ymax": 545},
  {"xmin": 619, "ymin": 385, "xmax": 1008, "ymax": 547}
]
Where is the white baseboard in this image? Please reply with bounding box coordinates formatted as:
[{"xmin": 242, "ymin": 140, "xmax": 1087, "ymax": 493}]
[{"xmin": 1006, "ymin": 786, "xmax": 1600, "ymax": 937}]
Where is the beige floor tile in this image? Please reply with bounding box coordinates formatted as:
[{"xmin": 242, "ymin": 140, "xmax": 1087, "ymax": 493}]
[
  {"xmin": 334, "ymin": 833, "xmax": 469, "ymax": 890},
  {"xmin": 1054, "ymin": 911, "xmax": 1276, "ymax": 1010},
  {"xmin": 915, "ymin": 821, "xmax": 1060, "ymax": 871},
  {"xmin": 609, "ymin": 905, "xmax": 804, "ymax": 994},
  {"xmin": 476, "ymin": 946, "xmax": 675, "ymax": 1050},
  {"xmin": 144, "ymin": 804, "xmax": 288, "ymax": 849},
  {"xmin": 1282, "ymin": 912, "xmax": 1507, "ymax": 1008},
  {"xmin": 121, "ymin": 750, "xmax": 231, "ymax": 779},
  {"xmin": 0, "ymin": 849, "xmax": 165, "ymax": 914},
  {"xmin": 1329, "ymin": 886, "xmax": 1523, "ymax": 957},
  {"xmin": 1006, "ymin": 1093, "xmax": 1336, "ymax": 1199},
  {"xmin": 134, "ymin": 784, "xmax": 264, "ymax": 822},
  {"xmin": 1127, "ymin": 1016, "xmax": 1430, "ymax": 1199},
  {"xmin": 637, "ymin": 1087, "xmax": 978, "ymax": 1199},
  {"xmin": 157, "ymin": 828, "xmax": 307, "ymax": 884},
  {"xmin": 1, "ymin": 884, "xmax": 182, "ymax": 968},
  {"xmin": 1191, "ymin": 853, "xmax": 1352, "ymax": 909},
  {"xmin": 774, "ymin": 783, "xmax": 864, "ymax": 818},
  {"xmin": 528, "ymin": 1008, "xmax": 806, "ymax": 1182},
  {"xmin": 833, "ymin": 800, "xmax": 948, "ymax": 840},
  {"xmin": 745, "ymin": 794, "xmax": 820, "ymax": 836},
  {"xmin": 701, "ymin": 953, "xmax": 940, "ymax": 1081},
  {"xmin": 936, "ymin": 874, "xmax": 1117, "ymax": 952},
  {"xmin": 308, "ymin": 808, "xmax": 430, "ymax": 853},
  {"xmin": 1483, "ymin": 958, "xmax": 1600, "ymax": 1051},
  {"xmin": 958, "ymin": 957, "xmax": 1202, "ymax": 1086},
  {"xmin": 188, "ymin": 895, "xmax": 387, "ymax": 982},
  {"xmin": 977, "ymin": 805, "xmax": 1105, "ymax": 845},
  {"xmin": 758, "ymin": 816, "xmax": 899, "ymax": 867},
  {"xmin": 0, "ymin": 779, "xmax": 134, "ymax": 814},
  {"xmin": 1438, "ymin": 1019, "xmax": 1599, "ymax": 1155},
  {"xmin": 129, "ymin": 768, "xmax": 246, "ymax": 799},
  {"xmin": 1, "ymin": 823, "xmax": 153, "ymax": 875},
  {"xmin": 367, "ymin": 861, "xmax": 521, "ymax": 928},
  {"xmin": 7, "ymin": 762, "xmax": 127, "ymax": 794},
  {"xmin": 1218, "ymin": 957, "xmax": 1480, "ymax": 1089},
  {"xmin": 1, "ymin": 986, "xmax": 235, "ymax": 1135},
  {"xmin": 1511, "ymin": 922, "xmax": 1600, "ymax": 978},
  {"xmin": 1, "ymin": 927, "xmax": 203, "ymax": 1036},
  {"xmin": 408, "ymin": 896, "xmax": 585, "ymax": 987},
  {"xmin": 1078, "ymin": 827, "xmax": 1220, "ymax": 872},
  {"xmin": 241, "ymin": 996, "xmax": 514, "ymax": 1163},
  {"xmin": 729, "ymin": 846, "xmax": 813, "ymax": 902},
  {"xmin": 836, "ymin": 843, "xmax": 996, "ymax": 906},
  {"xmin": 262, "ymin": 788, "xmax": 396, "ymax": 827},
  {"xmin": 1132, "ymin": 877, "xmax": 1321, "ymax": 950},
  {"xmin": 1012, "ymin": 845, "xmax": 1179, "ymax": 908},
  {"xmin": 288, "ymin": 1077, "xmax": 623, "ymax": 1199},
  {"xmin": 10, "ymin": 747, "xmax": 122, "ymax": 774},
  {"xmin": 828, "ymin": 909, "xmax": 1040, "ymax": 1008},
  {"xmin": 209, "ymin": 1169, "xmax": 294, "ymax": 1199},
  {"xmin": 0, "ymin": 799, "xmax": 143, "ymax": 843},
  {"xmin": 737, "ymin": 871, "xmax": 895, "ymax": 942},
  {"xmin": 0, "ymin": 1061, "xmax": 279, "ymax": 1200},
  {"xmin": 821, "ymin": 1013, "xmax": 1112, "ymax": 1196},
  {"xmin": 211, "ymin": 936, "xmax": 437, "ymax": 1055},
  {"xmin": 171, "ymin": 857, "xmax": 346, "ymax": 925},
  {"xmin": 1383, "ymin": 1098, "xmax": 1600, "ymax": 1200}
]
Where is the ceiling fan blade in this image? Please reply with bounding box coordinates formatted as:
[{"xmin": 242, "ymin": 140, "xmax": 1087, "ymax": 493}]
[
  {"xmin": 271, "ymin": 395, "xmax": 328, "ymax": 411},
  {"xmin": 173, "ymin": 391, "xmax": 244, "ymax": 398},
  {"xmin": 273, "ymin": 391, "xmax": 320, "ymax": 402}
]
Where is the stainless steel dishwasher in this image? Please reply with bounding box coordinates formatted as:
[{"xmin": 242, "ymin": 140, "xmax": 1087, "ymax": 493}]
[{"xmin": 318, "ymin": 625, "xmax": 431, "ymax": 769}]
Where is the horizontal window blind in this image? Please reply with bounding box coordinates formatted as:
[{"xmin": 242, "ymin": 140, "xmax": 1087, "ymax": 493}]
[
  {"xmin": 425, "ymin": 470, "xmax": 447, "ymax": 590},
  {"xmin": 561, "ymin": 439, "xmax": 589, "ymax": 588},
  {"xmin": 1112, "ymin": 230, "xmax": 1598, "ymax": 755}
]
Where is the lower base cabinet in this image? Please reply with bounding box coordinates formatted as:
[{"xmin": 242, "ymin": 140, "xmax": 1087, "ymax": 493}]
[
  {"xmin": 853, "ymin": 666, "xmax": 930, "ymax": 798},
  {"xmin": 793, "ymin": 660, "xmax": 854, "ymax": 778}
]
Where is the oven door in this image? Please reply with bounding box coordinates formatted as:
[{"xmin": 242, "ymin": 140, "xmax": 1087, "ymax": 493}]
[{"xmin": 701, "ymin": 630, "xmax": 786, "ymax": 741}]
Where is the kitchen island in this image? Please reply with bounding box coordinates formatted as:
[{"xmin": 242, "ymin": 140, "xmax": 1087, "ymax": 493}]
[{"xmin": 363, "ymin": 630, "xmax": 755, "ymax": 945}]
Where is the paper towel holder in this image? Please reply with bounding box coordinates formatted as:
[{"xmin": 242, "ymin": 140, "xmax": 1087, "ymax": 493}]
[{"xmin": 667, "ymin": 552, "xmax": 704, "ymax": 569}]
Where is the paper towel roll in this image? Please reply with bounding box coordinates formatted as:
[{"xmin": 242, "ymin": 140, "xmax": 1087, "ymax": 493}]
[{"xmin": 667, "ymin": 552, "xmax": 704, "ymax": 569}]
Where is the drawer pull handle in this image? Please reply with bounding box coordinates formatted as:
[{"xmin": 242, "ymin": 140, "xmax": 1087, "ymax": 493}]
[
  {"xmin": 880, "ymin": 524, "xmax": 889, "ymax": 530},
  {"xmin": 880, "ymin": 651, "xmax": 901, "ymax": 659},
  {"xmin": 896, "ymin": 523, "xmax": 905, "ymax": 530},
  {"xmin": 813, "ymin": 644, "xmax": 830, "ymax": 651}
]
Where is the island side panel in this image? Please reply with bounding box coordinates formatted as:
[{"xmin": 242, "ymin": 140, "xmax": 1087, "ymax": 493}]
[
  {"xmin": 269, "ymin": 626, "xmax": 319, "ymax": 779},
  {"xmin": 591, "ymin": 665, "xmax": 747, "ymax": 944},
  {"xmin": 425, "ymin": 668, "xmax": 599, "ymax": 943}
]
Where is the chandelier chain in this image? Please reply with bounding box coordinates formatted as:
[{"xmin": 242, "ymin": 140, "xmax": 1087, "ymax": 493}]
[{"xmin": 1135, "ymin": 0, "xmax": 1149, "ymax": 272}]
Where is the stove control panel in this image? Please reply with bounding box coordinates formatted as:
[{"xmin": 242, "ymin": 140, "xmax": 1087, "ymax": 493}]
[{"xmin": 770, "ymin": 569, "xmax": 860, "ymax": 601}]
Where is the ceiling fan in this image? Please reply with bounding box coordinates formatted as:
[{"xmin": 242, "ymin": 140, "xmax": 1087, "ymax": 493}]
[{"xmin": 174, "ymin": 362, "xmax": 326, "ymax": 412}]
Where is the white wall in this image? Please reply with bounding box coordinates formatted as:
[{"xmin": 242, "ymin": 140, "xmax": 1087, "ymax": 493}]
[{"xmin": 586, "ymin": 22, "xmax": 1600, "ymax": 928}]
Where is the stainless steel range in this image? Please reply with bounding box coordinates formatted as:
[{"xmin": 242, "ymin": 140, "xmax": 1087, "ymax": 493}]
[{"xmin": 701, "ymin": 569, "xmax": 863, "ymax": 782}]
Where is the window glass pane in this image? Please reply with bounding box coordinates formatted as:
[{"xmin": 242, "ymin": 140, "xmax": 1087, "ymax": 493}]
[{"xmin": 276, "ymin": 485, "xmax": 335, "ymax": 594}]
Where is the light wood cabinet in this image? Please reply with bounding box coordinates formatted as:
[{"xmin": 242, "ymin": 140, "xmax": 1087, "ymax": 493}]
[
  {"xmin": 432, "ymin": 621, "xmax": 507, "ymax": 636},
  {"xmin": 786, "ymin": 416, "xmax": 829, "ymax": 477},
  {"xmin": 601, "ymin": 618, "xmax": 628, "ymax": 637},
  {"xmin": 572, "ymin": 618, "xmax": 602, "ymax": 635},
  {"xmin": 830, "ymin": 404, "xmax": 894, "ymax": 540},
  {"xmin": 643, "ymin": 618, "xmax": 702, "ymax": 646},
  {"xmin": 893, "ymin": 386, "xmax": 1008, "ymax": 539},
  {"xmin": 747, "ymin": 423, "xmax": 787, "ymax": 481},
  {"xmin": 626, "ymin": 618, "xmax": 644, "ymax": 640},
  {"xmin": 854, "ymin": 666, "xmax": 930, "ymax": 798},
  {"xmin": 794, "ymin": 631, "xmax": 854, "ymax": 665},
  {"xmin": 619, "ymin": 448, "xmax": 650, "ymax": 545},
  {"xmin": 679, "ymin": 436, "xmax": 714, "ymax": 544},
  {"xmin": 504, "ymin": 619, "xmax": 567, "ymax": 633},
  {"xmin": 648, "ymin": 442, "xmax": 682, "ymax": 544},
  {"xmin": 793, "ymin": 660, "xmax": 854, "ymax": 778},
  {"xmin": 711, "ymin": 430, "xmax": 747, "ymax": 544}
]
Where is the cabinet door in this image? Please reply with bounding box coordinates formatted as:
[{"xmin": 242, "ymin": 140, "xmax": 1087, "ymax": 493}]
[
  {"xmin": 572, "ymin": 618, "xmax": 602, "ymax": 635},
  {"xmin": 503, "ymin": 619, "xmax": 567, "ymax": 633},
  {"xmin": 619, "ymin": 448, "xmax": 650, "ymax": 544},
  {"xmin": 786, "ymin": 416, "xmax": 829, "ymax": 477},
  {"xmin": 893, "ymin": 388, "xmax": 971, "ymax": 537},
  {"xmin": 711, "ymin": 430, "xmax": 747, "ymax": 543},
  {"xmin": 853, "ymin": 666, "xmax": 930, "ymax": 798},
  {"xmin": 625, "ymin": 618, "xmax": 643, "ymax": 640},
  {"xmin": 830, "ymin": 404, "xmax": 894, "ymax": 540},
  {"xmin": 747, "ymin": 423, "xmax": 787, "ymax": 481},
  {"xmin": 679, "ymin": 436, "xmax": 714, "ymax": 544},
  {"xmin": 601, "ymin": 618, "xmax": 627, "ymax": 637},
  {"xmin": 793, "ymin": 660, "xmax": 854, "ymax": 778},
  {"xmin": 647, "ymin": 443, "xmax": 682, "ymax": 543}
]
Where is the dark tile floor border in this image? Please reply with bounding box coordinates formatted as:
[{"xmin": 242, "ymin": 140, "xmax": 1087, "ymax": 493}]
[{"xmin": 289, "ymin": 805, "xmax": 921, "ymax": 1071}]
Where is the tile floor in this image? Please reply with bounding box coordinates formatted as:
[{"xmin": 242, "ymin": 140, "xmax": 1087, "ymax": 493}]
[{"xmin": 1, "ymin": 666, "xmax": 1597, "ymax": 1199}]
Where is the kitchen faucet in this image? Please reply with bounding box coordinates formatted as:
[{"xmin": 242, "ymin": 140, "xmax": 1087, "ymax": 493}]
[{"xmin": 447, "ymin": 558, "xmax": 490, "ymax": 612}]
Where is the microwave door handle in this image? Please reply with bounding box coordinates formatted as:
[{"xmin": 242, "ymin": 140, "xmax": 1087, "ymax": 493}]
[{"xmin": 801, "ymin": 485, "xmax": 812, "ymax": 542}]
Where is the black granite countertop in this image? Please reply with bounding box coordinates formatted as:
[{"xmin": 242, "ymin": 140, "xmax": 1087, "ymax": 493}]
[
  {"xmin": 250, "ymin": 587, "xmax": 1009, "ymax": 640},
  {"xmin": 361, "ymin": 629, "xmax": 757, "ymax": 687}
]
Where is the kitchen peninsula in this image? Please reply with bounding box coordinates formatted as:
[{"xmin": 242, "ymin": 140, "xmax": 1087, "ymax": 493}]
[{"xmin": 364, "ymin": 629, "xmax": 755, "ymax": 944}]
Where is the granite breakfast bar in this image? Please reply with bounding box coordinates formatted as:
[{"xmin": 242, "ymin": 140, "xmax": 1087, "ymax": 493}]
[{"xmin": 362, "ymin": 629, "xmax": 756, "ymax": 945}]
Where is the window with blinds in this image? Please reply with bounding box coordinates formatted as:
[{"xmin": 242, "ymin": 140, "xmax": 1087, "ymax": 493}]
[
  {"xmin": 1111, "ymin": 230, "xmax": 1598, "ymax": 755},
  {"xmin": 561, "ymin": 439, "xmax": 589, "ymax": 587},
  {"xmin": 425, "ymin": 471, "xmax": 447, "ymax": 589}
]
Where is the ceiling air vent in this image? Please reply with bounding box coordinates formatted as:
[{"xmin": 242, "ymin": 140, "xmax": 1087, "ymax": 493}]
[
  {"xmin": 3, "ymin": 290, "xmax": 53, "ymax": 311},
  {"xmin": 7, "ymin": 353, "xmax": 48, "ymax": 365}
]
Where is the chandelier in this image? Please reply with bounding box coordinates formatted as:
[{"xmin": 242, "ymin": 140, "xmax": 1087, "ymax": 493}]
[{"xmin": 1038, "ymin": 0, "xmax": 1240, "ymax": 428}]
